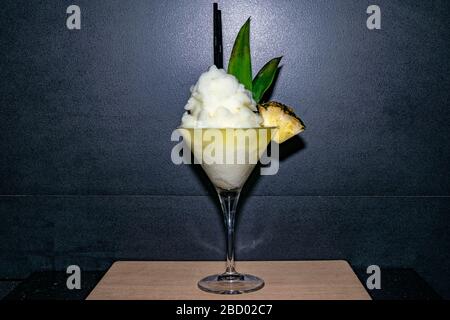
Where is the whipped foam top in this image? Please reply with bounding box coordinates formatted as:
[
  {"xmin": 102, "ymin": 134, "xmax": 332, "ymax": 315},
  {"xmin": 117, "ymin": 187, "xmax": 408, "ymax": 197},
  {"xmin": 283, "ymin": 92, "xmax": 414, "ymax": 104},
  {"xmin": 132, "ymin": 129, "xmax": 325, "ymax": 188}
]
[{"xmin": 181, "ymin": 65, "xmax": 262, "ymax": 128}]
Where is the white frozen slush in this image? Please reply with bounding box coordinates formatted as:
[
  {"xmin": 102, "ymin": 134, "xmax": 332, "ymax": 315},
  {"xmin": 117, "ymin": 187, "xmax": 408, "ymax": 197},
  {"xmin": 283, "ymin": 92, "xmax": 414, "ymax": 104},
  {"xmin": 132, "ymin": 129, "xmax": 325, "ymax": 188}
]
[
  {"xmin": 181, "ymin": 65, "xmax": 262, "ymax": 128},
  {"xmin": 180, "ymin": 66, "xmax": 267, "ymax": 190}
]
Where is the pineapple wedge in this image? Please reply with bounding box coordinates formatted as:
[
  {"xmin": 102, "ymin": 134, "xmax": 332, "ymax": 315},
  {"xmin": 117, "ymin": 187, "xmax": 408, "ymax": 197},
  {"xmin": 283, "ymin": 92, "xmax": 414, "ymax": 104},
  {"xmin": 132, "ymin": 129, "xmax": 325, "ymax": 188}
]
[{"xmin": 258, "ymin": 101, "xmax": 305, "ymax": 143}]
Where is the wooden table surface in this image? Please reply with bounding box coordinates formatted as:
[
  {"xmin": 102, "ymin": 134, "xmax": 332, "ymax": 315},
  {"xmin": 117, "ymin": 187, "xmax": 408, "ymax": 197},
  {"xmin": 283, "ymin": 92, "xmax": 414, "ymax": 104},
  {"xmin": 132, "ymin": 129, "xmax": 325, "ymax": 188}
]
[{"xmin": 87, "ymin": 261, "xmax": 371, "ymax": 300}]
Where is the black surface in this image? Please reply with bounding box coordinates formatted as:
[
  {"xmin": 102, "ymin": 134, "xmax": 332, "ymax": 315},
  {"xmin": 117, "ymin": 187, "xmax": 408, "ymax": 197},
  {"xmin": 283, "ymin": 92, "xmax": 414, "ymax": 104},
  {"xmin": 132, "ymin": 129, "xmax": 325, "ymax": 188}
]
[
  {"xmin": 2, "ymin": 268, "xmax": 441, "ymax": 300},
  {"xmin": 353, "ymin": 268, "xmax": 441, "ymax": 300},
  {"xmin": 0, "ymin": 281, "xmax": 20, "ymax": 300},
  {"xmin": 1, "ymin": 0, "xmax": 449, "ymax": 299},
  {"xmin": 3, "ymin": 271, "xmax": 106, "ymax": 301}
]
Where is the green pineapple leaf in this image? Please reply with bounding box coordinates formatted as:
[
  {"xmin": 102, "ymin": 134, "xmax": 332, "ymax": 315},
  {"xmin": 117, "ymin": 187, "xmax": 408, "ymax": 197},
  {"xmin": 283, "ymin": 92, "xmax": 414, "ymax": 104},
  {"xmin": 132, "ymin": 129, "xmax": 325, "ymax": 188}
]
[
  {"xmin": 228, "ymin": 18, "xmax": 252, "ymax": 92},
  {"xmin": 252, "ymin": 57, "xmax": 282, "ymax": 103}
]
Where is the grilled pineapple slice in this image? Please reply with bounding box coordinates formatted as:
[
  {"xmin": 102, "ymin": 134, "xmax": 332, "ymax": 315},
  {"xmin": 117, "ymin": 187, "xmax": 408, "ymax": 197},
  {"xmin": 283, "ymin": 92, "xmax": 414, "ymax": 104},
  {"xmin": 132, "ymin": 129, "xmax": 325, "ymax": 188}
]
[{"xmin": 258, "ymin": 101, "xmax": 305, "ymax": 143}]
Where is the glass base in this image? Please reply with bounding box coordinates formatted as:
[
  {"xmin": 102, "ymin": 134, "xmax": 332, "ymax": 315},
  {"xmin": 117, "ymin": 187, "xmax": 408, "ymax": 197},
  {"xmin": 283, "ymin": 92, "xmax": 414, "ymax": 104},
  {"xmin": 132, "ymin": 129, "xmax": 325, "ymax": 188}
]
[{"xmin": 198, "ymin": 273, "xmax": 264, "ymax": 295}]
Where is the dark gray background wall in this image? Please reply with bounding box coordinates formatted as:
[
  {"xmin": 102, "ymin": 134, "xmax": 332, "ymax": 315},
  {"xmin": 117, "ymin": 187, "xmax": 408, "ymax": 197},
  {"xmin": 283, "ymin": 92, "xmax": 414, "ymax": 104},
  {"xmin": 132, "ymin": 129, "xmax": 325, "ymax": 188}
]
[{"xmin": 1, "ymin": 0, "xmax": 449, "ymax": 297}]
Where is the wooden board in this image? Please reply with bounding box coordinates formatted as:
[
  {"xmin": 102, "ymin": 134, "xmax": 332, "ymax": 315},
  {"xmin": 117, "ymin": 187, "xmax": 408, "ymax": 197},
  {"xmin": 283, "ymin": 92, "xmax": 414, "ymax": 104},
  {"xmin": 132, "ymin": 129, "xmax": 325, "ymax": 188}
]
[{"xmin": 87, "ymin": 261, "xmax": 371, "ymax": 300}]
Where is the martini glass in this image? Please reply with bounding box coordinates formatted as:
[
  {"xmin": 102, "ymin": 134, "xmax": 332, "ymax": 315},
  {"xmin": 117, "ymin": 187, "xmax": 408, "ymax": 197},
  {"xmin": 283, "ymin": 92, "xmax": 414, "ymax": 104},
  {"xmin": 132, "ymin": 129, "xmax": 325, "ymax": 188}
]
[{"xmin": 179, "ymin": 127, "xmax": 275, "ymax": 294}]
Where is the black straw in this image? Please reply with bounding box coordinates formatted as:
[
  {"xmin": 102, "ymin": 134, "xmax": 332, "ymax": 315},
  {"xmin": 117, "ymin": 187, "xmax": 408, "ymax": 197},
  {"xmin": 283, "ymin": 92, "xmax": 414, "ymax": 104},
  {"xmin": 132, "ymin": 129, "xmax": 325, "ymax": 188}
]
[{"xmin": 213, "ymin": 3, "xmax": 223, "ymax": 68}]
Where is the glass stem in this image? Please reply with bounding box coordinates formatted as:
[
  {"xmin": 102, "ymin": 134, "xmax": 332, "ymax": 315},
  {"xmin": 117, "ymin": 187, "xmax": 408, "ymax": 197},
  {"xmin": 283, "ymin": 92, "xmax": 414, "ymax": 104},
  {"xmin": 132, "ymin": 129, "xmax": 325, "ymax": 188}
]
[{"xmin": 217, "ymin": 188, "xmax": 240, "ymax": 275}]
